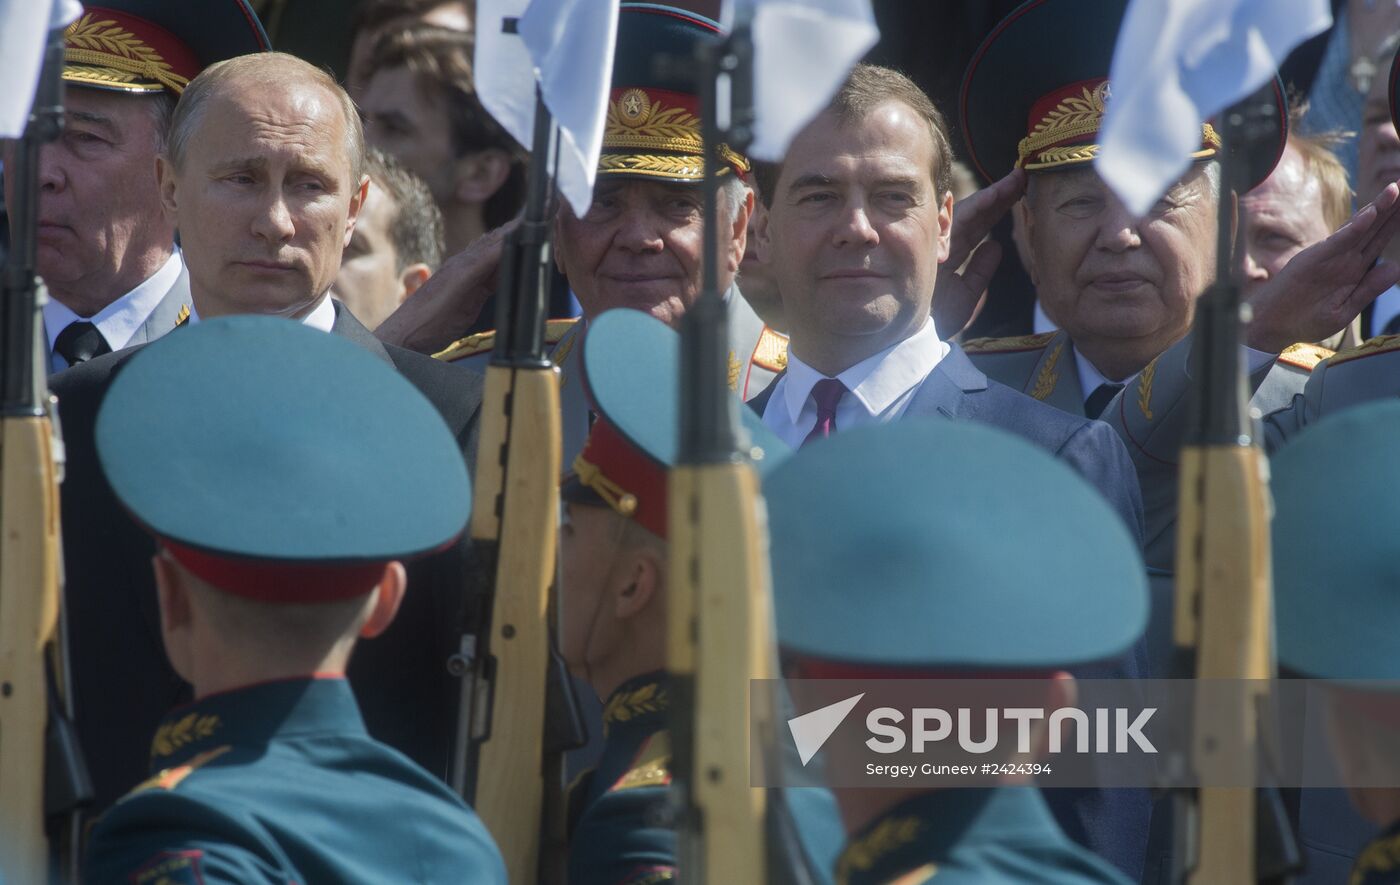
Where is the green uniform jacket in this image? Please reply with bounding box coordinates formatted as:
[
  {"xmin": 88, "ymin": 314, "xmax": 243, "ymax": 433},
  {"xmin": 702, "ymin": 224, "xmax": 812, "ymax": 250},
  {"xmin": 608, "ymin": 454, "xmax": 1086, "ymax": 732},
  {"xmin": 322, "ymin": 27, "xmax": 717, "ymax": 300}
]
[
  {"xmin": 568, "ymin": 672, "xmax": 676, "ymax": 885},
  {"xmin": 83, "ymin": 677, "xmax": 506, "ymax": 884},
  {"xmin": 1350, "ymin": 819, "xmax": 1400, "ymax": 884},
  {"xmin": 833, "ymin": 788, "xmax": 1131, "ymax": 885}
]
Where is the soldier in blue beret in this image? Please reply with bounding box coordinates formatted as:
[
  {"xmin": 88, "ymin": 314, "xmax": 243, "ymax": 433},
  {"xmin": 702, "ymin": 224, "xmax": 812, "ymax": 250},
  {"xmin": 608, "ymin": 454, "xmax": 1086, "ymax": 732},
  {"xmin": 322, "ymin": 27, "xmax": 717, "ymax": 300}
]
[
  {"xmin": 81, "ymin": 317, "xmax": 505, "ymax": 885},
  {"xmin": 1272, "ymin": 401, "xmax": 1400, "ymax": 885},
  {"xmin": 558, "ymin": 308, "xmax": 842, "ymax": 884},
  {"xmin": 766, "ymin": 419, "xmax": 1149, "ymax": 884}
]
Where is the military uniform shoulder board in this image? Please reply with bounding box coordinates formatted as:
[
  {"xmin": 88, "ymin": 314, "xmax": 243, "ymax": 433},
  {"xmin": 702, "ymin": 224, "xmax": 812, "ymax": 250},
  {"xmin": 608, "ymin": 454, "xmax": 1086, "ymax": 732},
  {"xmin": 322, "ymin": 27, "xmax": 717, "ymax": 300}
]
[
  {"xmin": 1325, "ymin": 334, "xmax": 1400, "ymax": 367},
  {"xmin": 610, "ymin": 731, "xmax": 672, "ymax": 792},
  {"xmin": 433, "ymin": 317, "xmax": 581, "ymax": 362},
  {"xmin": 960, "ymin": 331, "xmax": 1057, "ymax": 354},
  {"xmin": 129, "ymin": 745, "xmax": 232, "ymax": 795},
  {"xmin": 1276, "ymin": 342, "xmax": 1334, "ymax": 372},
  {"xmin": 752, "ymin": 326, "xmax": 789, "ymax": 372}
]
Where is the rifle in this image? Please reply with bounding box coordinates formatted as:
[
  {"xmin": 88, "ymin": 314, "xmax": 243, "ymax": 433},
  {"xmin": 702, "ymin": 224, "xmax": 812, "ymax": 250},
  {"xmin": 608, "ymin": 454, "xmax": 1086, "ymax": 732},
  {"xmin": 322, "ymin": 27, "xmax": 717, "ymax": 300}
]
[
  {"xmin": 448, "ymin": 59, "xmax": 582, "ymax": 880},
  {"xmin": 668, "ymin": 13, "xmax": 814, "ymax": 883},
  {"xmin": 1168, "ymin": 89, "xmax": 1299, "ymax": 884},
  {"xmin": 0, "ymin": 23, "xmax": 92, "ymax": 885}
]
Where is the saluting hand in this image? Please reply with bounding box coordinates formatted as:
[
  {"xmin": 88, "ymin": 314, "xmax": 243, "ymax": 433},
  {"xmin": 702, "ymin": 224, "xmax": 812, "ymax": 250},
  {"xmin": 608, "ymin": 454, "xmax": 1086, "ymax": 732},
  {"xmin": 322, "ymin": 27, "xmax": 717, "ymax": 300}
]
[
  {"xmin": 1246, "ymin": 181, "xmax": 1400, "ymax": 354},
  {"xmin": 375, "ymin": 217, "xmax": 522, "ymax": 354},
  {"xmin": 932, "ymin": 168, "xmax": 1026, "ymax": 340}
]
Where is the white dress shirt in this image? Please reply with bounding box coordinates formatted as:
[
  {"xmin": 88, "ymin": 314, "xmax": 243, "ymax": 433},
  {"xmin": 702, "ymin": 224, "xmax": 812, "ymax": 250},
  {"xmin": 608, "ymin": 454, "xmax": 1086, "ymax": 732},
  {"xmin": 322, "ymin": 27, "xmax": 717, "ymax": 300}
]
[
  {"xmin": 44, "ymin": 249, "xmax": 183, "ymax": 372},
  {"xmin": 761, "ymin": 317, "xmax": 948, "ymax": 449},
  {"xmin": 186, "ymin": 292, "xmax": 337, "ymax": 333}
]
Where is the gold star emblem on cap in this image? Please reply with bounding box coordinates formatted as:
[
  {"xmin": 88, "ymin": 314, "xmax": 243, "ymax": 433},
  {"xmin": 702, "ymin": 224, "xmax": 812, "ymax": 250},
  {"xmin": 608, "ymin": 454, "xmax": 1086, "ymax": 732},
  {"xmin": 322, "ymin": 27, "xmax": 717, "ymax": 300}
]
[{"xmin": 618, "ymin": 88, "xmax": 652, "ymax": 128}]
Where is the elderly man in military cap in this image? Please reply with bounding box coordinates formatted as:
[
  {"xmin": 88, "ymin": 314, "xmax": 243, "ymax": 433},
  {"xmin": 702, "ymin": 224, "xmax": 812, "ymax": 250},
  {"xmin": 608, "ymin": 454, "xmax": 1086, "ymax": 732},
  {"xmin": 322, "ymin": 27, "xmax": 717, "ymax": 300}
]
[
  {"xmin": 49, "ymin": 51, "xmax": 487, "ymax": 818},
  {"xmin": 82, "ymin": 316, "xmax": 505, "ymax": 885},
  {"xmin": 558, "ymin": 308, "xmax": 842, "ymax": 884},
  {"xmin": 377, "ymin": 2, "xmax": 788, "ymax": 460},
  {"xmin": 956, "ymin": 0, "xmax": 1330, "ymax": 425},
  {"xmin": 1, "ymin": 1, "xmax": 269, "ymax": 372},
  {"xmin": 766, "ymin": 418, "xmax": 1149, "ymax": 883}
]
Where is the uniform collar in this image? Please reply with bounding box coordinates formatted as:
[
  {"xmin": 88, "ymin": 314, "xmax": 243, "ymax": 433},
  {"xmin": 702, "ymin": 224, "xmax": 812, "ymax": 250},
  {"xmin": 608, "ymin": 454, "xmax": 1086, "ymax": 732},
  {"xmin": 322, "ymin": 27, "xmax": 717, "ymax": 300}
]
[
  {"xmin": 1352, "ymin": 817, "xmax": 1400, "ymax": 885},
  {"xmin": 147, "ymin": 675, "xmax": 364, "ymax": 772},
  {"xmin": 44, "ymin": 248, "xmax": 183, "ymax": 355},
  {"xmin": 600, "ymin": 670, "xmax": 670, "ymax": 738},
  {"xmin": 835, "ymin": 788, "xmax": 1058, "ymax": 885}
]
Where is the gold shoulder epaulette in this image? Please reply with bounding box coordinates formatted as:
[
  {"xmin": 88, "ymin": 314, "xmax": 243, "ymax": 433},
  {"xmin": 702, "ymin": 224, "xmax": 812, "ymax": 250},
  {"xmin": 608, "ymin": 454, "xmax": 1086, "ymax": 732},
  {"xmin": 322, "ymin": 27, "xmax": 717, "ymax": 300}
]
[
  {"xmin": 610, "ymin": 731, "xmax": 672, "ymax": 792},
  {"xmin": 433, "ymin": 330, "xmax": 496, "ymax": 362},
  {"xmin": 1326, "ymin": 334, "xmax": 1400, "ymax": 367},
  {"xmin": 433, "ymin": 317, "xmax": 581, "ymax": 362},
  {"xmin": 130, "ymin": 746, "xmax": 231, "ymax": 795},
  {"xmin": 1277, "ymin": 342, "xmax": 1334, "ymax": 372},
  {"xmin": 961, "ymin": 331, "xmax": 1057, "ymax": 354},
  {"xmin": 752, "ymin": 326, "xmax": 789, "ymax": 372},
  {"xmin": 545, "ymin": 317, "xmax": 580, "ymax": 344}
]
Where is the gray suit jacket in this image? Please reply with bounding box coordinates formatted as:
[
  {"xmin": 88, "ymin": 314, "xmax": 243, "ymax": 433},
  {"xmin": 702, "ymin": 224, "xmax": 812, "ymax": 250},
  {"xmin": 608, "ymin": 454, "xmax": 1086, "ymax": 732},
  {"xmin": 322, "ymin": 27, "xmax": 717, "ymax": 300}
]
[{"xmin": 750, "ymin": 343, "xmax": 1152, "ymax": 881}]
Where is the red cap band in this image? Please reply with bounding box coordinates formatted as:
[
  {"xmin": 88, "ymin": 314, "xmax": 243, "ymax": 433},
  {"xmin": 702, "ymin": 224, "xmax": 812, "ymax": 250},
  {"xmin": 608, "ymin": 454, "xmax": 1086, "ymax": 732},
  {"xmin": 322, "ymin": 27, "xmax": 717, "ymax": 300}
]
[{"xmin": 165, "ymin": 541, "xmax": 386, "ymax": 603}]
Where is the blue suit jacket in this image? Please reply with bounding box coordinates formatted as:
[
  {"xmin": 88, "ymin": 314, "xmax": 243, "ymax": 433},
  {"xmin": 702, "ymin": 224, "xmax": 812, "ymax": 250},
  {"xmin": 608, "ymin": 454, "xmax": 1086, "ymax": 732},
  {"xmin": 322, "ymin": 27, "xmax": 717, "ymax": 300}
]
[{"xmin": 750, "ymin": 343, "xmax": 1151, "ymax": 880}]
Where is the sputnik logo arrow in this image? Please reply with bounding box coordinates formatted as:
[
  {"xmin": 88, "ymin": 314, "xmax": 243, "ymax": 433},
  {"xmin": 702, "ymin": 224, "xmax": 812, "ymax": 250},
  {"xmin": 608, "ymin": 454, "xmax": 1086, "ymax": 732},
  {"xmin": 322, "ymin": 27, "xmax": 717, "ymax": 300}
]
[{"xmin": 788, "ymin": 693, "xmax": 864, "ymax": 766}]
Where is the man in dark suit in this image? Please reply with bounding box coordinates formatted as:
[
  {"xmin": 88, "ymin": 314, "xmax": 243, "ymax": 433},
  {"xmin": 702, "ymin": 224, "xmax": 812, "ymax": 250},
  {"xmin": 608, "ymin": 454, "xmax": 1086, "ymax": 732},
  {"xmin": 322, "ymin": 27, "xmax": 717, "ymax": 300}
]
[
  {"xmin": 748, "ymin": 62, "xmax": 1149, "ymax": 880},
  {"xmin": 0, "ymin": 1, "xmax": 270, "ymax": 373},
  {"xmin": 51, "ymin": 50, "xmax": 484, "ymax": 820}
]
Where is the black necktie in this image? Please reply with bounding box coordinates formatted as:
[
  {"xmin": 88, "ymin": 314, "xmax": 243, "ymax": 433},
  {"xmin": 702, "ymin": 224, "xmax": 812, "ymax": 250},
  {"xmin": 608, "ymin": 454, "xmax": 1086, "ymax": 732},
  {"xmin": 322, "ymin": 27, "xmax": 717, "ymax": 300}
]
[
  {"xmin": 54, "ymin": 321, "xmax": 112, "ymax": 367},
  {"xmin": 1085, "ymin": 382, "xmax": 1125, "ymax": 420}
]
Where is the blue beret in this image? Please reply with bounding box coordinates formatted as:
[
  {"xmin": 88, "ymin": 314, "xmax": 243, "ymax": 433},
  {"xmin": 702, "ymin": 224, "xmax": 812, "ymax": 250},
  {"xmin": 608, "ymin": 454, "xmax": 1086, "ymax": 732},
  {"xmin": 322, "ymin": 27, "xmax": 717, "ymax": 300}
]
[
  {"xmin": 95, "ymin": 316, "xmax": 470, "ymax": 600},
  {"xmin": 1273, "ymin": 400, "xmax": 1400, "ymax": 683},
  {"xmin": 766, "ymin": 419, "xmax": 1147, "ymax": 670}
]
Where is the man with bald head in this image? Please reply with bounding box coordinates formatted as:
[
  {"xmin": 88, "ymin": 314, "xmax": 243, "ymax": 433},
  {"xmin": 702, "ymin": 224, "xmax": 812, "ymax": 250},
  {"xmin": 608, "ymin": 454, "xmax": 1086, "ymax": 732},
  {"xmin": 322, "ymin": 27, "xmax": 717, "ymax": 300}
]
[{"xmin": 50, "ymin": 51, "xmax": 485, "ymax": 819}]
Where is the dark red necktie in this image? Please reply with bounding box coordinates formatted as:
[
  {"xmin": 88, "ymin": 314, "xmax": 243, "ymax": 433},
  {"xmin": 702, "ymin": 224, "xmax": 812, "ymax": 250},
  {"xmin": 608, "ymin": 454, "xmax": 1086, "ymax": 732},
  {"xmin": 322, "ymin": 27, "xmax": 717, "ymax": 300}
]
[{"xmin": 802, "ymin": 378, "xmax": 847, "ymax": 447}]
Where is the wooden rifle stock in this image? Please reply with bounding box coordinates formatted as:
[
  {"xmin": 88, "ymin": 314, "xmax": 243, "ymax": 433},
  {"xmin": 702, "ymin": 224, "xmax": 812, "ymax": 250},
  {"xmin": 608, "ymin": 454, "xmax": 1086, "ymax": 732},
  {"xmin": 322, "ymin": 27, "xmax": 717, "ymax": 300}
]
[
  {"xmin": 469, "ymin": 363, "xmax": 560, "ymax": 882},
  {"xmin": 451, "ymin": 87, "xmax": 563, "ymax": 883},
  {"xmin": 669, "ymin": 14, "xmax": 784, "ymax": 883},
  {"xmin": 1, "ymin": 23, "xmax": 88, "ymax": 884},
  {"xmin": 1169, "ymin": 92, "xmax": 1294, "ymax": 884}
]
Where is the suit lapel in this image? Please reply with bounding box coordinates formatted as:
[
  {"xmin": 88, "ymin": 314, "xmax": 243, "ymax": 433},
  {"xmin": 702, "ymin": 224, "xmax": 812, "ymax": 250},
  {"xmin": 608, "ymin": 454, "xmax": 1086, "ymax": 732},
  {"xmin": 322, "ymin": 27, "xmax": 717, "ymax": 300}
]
[
  {"xmin": 330, "ymin": 301, "xmax": 394, "ymax": 365},
  {"xmin": 903, "ymin": 343, "xmax": 986, "ymax": 420}
]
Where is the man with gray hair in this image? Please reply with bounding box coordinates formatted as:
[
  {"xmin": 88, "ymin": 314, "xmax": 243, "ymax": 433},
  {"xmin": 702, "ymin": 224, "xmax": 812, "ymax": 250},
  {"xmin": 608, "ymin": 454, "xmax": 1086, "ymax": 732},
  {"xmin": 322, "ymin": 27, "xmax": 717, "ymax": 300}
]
[
  {"xmin": 0, "ymin": 1, "xmax": 269, "ymax": 371},
  {"xmin": 335, "ymin": 147, "xmax": 445, "ymax": 330},
  {"xmin": 49, "ymin": 50, "xmax": 486, "ymax": 821},
  {"xmin": 380, "ymin": 2, "xmax": 788, "ymax": 462}
]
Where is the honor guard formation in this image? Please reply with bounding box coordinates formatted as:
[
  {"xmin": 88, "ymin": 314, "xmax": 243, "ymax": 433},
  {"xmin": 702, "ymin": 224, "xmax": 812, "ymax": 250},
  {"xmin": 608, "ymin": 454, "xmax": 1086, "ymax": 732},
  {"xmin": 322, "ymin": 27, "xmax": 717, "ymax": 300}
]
[{"xmin": 4, "ymin": 0, "xmax": 1400, "ymax": 883}]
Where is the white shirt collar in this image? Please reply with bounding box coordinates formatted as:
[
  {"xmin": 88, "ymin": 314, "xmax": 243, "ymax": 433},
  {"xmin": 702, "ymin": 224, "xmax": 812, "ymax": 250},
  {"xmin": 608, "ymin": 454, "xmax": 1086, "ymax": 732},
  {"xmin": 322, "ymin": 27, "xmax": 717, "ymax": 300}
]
[
  {"xmin": 187, "ymin": 292, "xmax": 337, "ymax": 333},
  {"xmin": 44, "ymin": 248, "xmax": 183, "ymax": 360},
  {"xmin": 782, "ymin": 317, "xmax": 947, "ymax": 423},
  {"xmin": 1073, "ymin": 346, "xmax": 1116, "ymax": 402},
  {"xmin": 1032, "ymin": 300, "xmax": 1058, "ymax": 334}
]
